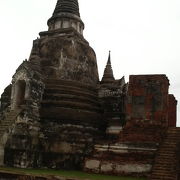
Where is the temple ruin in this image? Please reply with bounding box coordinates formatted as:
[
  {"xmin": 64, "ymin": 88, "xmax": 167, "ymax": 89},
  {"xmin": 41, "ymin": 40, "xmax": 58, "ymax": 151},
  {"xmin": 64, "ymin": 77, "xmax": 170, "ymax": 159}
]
[{"xmin": 0, "ymin": 0, "xmax": 179, "ymax": 179}]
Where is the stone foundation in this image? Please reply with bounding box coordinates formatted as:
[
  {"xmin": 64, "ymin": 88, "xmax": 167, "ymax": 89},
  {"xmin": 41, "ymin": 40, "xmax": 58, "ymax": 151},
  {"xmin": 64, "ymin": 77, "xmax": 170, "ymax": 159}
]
[{"xmin": 84, "ymin": 143, "xmax": 157, "ymax": 177}]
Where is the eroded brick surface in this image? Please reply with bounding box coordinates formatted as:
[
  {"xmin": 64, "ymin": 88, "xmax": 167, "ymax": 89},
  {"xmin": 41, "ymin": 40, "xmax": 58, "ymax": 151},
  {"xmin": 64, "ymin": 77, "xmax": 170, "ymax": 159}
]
[
  {"xmin": 121, "ymin": 75, "xmax": 170, "ymax": 143},
  {"xmin": 168, "ymin": 94, "xmax": 177, "ymax": 127}
]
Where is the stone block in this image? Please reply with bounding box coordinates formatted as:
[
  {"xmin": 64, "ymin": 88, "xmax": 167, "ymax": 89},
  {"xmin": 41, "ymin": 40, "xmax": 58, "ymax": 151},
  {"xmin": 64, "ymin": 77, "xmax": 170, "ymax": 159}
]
[
  {"xmin": 106, "ymin": 126, "xmax": 122, "ymax": 135},
  {"xmin": 84, "ymin": 159, "xmax": 100, "ymax": 172},
  {"xmin": 100, "ymin": 162, "xmax": 113, "ymax": 173},
  {"xmin": 115, "ymin": 163, "xmax": 152, "ymax": 173},
  {"xmin": 50, "ymin": 142, "xmax": 72, "ymax": 153}
]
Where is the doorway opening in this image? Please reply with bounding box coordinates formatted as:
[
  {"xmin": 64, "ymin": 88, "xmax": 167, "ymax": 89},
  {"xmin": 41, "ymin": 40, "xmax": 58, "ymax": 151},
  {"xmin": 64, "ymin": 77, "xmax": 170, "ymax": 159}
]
[{"xmin": 14, "ymin": 80, "xmax": 26, "ymax": 108}]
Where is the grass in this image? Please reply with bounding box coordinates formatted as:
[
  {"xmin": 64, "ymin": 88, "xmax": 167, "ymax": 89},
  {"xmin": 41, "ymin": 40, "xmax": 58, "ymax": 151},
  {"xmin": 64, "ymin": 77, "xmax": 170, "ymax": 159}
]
[{"xmin": 0, "ymin": 167, "xmax": 147, "ymax": 180}]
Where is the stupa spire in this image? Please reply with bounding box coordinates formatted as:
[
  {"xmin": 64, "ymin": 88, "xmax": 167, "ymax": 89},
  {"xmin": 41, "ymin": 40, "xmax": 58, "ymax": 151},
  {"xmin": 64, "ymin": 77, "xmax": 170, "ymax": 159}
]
[
  {"xmin": 53, "ymin": 0, "xmax": 80, "ymax": 17},
  {"xmin": 48, "ymin": 0, "xmax": 84, "ymax": 34},
  {"xmin": 107, "ymin": 51, "xmax": 111, "ymax": 64},
  {"xmin": 101, "ymin": 51, "xmax": 115, "ymax": 84}
]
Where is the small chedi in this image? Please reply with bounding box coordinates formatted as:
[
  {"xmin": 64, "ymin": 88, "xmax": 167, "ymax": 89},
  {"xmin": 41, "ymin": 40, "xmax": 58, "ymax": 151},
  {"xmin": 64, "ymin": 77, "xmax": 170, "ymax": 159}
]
[{"xmin": 0, "ymin": 0, "xmax": 178, "ymax": 179}]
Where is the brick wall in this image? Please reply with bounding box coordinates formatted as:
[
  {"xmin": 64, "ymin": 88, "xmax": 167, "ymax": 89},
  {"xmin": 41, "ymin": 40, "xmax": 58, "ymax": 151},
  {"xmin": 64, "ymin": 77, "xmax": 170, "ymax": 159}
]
[
  {"xmin": 121, "ymin": 75, "xmax": 171, "ymax": 142},
  {"xmin": 168, "ymin": 94, "xmax": 177, "ymax": 127}
]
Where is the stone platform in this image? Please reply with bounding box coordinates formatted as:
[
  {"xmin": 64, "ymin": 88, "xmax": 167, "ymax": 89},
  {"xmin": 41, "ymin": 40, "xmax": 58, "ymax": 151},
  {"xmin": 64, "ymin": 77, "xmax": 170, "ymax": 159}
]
[{"xmin": 84, "ymin": 142, "xmax": 157, "ymax": 177}]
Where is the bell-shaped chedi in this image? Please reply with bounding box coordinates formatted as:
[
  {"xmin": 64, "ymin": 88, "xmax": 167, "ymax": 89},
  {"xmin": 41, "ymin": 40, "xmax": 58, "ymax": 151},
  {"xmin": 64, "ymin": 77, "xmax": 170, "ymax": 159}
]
[
  {"xmin": 29, "ymin": 0, "xmax": 99, "ymax": 85},
  {"xmin": 2, "ymin": 0, "xmax": 102, "ymax": 169},
  {"xmin": 35, "ymin": 0, "xmax": 101, "ymax": 129}
]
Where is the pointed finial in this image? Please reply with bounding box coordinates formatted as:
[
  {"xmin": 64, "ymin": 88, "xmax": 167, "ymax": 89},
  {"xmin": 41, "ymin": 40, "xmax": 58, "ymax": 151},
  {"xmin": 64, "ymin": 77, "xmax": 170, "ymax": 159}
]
[
  {"xmin": 107, "ymin": 50, "xmax": 111, "ymax": 64},
  {"xmin": 101, "ymin": 51, "xmax": 115, "ymax": 84}
]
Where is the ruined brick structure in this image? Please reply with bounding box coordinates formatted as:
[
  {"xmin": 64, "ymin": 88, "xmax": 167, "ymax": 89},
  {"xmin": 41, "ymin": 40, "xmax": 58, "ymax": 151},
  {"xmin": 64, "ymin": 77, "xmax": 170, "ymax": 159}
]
[{"xmin": 0, "ymin": 0, "xmax": 178, "ymax": 179}]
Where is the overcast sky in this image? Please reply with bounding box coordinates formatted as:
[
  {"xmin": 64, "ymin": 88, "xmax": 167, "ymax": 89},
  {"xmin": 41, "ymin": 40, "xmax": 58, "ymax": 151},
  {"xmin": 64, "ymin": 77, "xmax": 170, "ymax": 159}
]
[{"xmin": 0, "ymin": 0, "xmax": 179, "ymax": 125}]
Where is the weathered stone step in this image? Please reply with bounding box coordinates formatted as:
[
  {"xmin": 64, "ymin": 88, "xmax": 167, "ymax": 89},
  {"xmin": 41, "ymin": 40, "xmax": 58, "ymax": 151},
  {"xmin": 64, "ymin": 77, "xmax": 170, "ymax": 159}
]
[
  {"xmin": 0, "ymin": 121, "xmax": 13, "ymax": 125},
  {"xmin": 41, "ymin": 100, "xmax": 102, "ymax": 112},
  {"xmin": 157, "ymin": 152, "xmax": 175, "ymax": 156},
  {"xmin": 3, "ymin": 116, "xmax": 16, "ymax": 118},
  {"xmin": 164, "ymin": 135, "xmax": 180, "ymax": 139},
  {"xmin": 151, "ymin": 172, "xmax": 174, "ymax": 176},
  {"xmin": 167, "ymin": 131, "xmax": 180, "ymax": 133},
  {"xmin": 41, "ymin": 117, "xmax": 101, "ymax": 129},
  {"xmin": 158, "ymin": 146, "xmax": 177, "ymax": 149},
  {"xmin": 0, "ymin": 109, "xmax": 22, "ymax": 139},
  {"xmin": 43, "ymin": 93, "xmax": 100, "ymax": 106},
  {"xmin": 5, "ymin": 113, "xmax": 16, "ymax": 116},
  {"xmin": 158, "ymin": 147, "xmax": 176, "ymax": 150},
  {"xmin": 153, "ymin": 168, "xmax": 174, "ymax": 172},
  {"xmin": 158, "ymin": 150, "xmax": 176, "ymax": 153},
  {"xmin": 1, "ymin": 123, "xmax": 13, "ymax": 127},
  {"xmin": 151, "ymin": 173, "xmax": 174, "ymax": 177},
  {"xmin": 158, "ymin": 150, "xmax": 176, "ymax": 154},
  {"xmin": 0, "ymin": 125, "xmax": 11, "ymax": 129},
  {"xmin": 40, "ymin": 106, "xmax": 102, "ymax": 128},
  {"xmin": 165, "ymin": 136, "xmax": 180, "ymax": 139},
  {"xmin": 154, "ymin": 160, "xmax": 175, "ymax": 164},
  {"xmin": 45, "ymin": 83, "xmax": 97, "ymax": 95},
  {"xmin": 44, "ymin": 88, "xmax": 98, "ymax": 101},
  {"xmin": 44, "ymin": 80, "xmax": 97, "ymax": 92},
  {"xmin": 44, "ymin": 87, "xmax": 98, "ymax": 97},
  {"xmin": 151, "ymin": 127, "xmax": 180, "ymax": 179},
  {"xmin": 153, "ymin": 164, "xmax": 175, "ymax": 168},
  {"xmin": 167, "ymin": 129, "xmax": 180, "ymax": 132},
  {"xmin": 151, "ymin": 178, "xmax": 174, "ymax": 180},
  {"xmin": 155, "ymin": 157, "xmax": 175, "ymax": 161},
  {"xmin": 166, "ymin": 135, "xmax": 180, "ymax": 138},
  {"xmin": 159, "ymin": 144, "xmax": 177, "ymax": 147},
  {"xmin": 0, "ymin": 125, "xmax": 12, "ymax": 128},
  {"xmin": 152, "ymin": 172, "xmax": 173, "ymax": 176},
  {"xmin": 0, "ymin": 125, "xmax": 12, "ymax": 129},
  {"xmin": 1, "ymin": 119, "xmax": 14, "ymax": 122},
  {"xmin": 151, "ymin": 174, "xmax": 174, "ymax": 179},
  {"xmin": 44, "ymin": 79, "xmax": 97, "ymax": 91}
]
